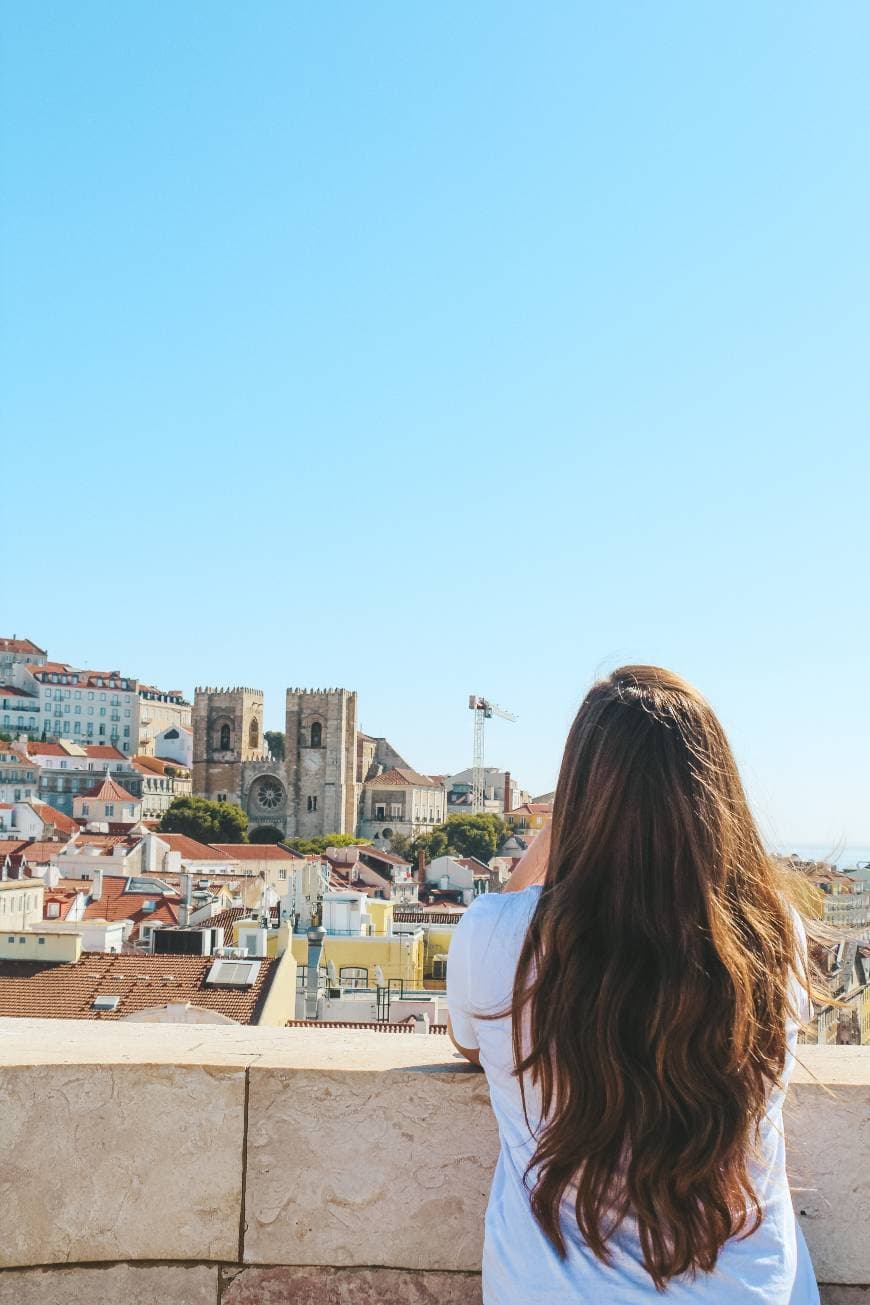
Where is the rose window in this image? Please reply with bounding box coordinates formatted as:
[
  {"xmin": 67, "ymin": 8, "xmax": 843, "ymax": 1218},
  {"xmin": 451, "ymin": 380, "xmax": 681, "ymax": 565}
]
[{"xmin": 256, "ymin": 780, "xmax": 283, "ymax": 809}]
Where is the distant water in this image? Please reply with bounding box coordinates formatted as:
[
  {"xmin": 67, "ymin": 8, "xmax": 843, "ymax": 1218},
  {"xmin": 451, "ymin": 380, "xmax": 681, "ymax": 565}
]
[{"xmin": 771, "ymin": 843, "xmax": 870, "ymax": 869}]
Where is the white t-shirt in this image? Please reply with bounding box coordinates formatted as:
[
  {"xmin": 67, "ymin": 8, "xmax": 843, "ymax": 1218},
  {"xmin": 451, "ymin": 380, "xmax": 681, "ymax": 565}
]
[{"xmin": 447, "ymin": 886, "xmax": 819, "ymax": 1305}]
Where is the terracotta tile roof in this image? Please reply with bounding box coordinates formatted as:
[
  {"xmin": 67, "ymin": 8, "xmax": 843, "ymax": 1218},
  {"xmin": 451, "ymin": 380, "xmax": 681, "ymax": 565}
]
[
  {"xmin": 457, "ymin": 857, "xmax": 494, "ymax": 876},
  {"xmin": 0, "ymin": 685, "xmax": 38, "ymax": 699},
  {"xmin": 188, "ymin": 907, "xmax": 250, "ymax": 936},
  {"xmin": 27, "ymin": 666, "xmax": 135, "ymax": 692},
  {"xmin": 364, "ymin": 767, "xmax": 443, "ymax": 789},
  {"xmin": 26, "ymin": 803, "xmax": 79, "ymax": 835},
  {"xmin": 83, "ymin": 746, "xmax": 130, "ymax": 761},
  {"xmin": 81, "ymin": 876, "xmax": 180, "ymax": 933},
  {"xmin": 68, "ymin": 833, "xmax": 137, "ymax": 850},
  {"xmin": 507, "ymin": 802, "xmax": 554, "ymax": 817},
  {"xmin": 210, "ymin": 844, "xmax": 295, "ymax": 861},
  {"xmin": 132, "ymin": 755, "xmax": 188, "ymax": 776},
  {"xmin": 19, "ymin": 841, "xmax": 67, "ymax": 865},
  {"xmin": 0, "ymin": 840, "xmax": 28, "ymax": 858},
  {"xmin": 78, "ymin": 775, "xmax": 138, "ymax": 804},
  {"xmin": 0, "ymin": 637, "xmax": 46, "ymax": 655},
  {"xmin": 0, "ymin": 951, "xmax": 278, "ymax": 1023},
  {"xmin": 157, "ymin": 834, "xmax": 234, "ymax": 861}
]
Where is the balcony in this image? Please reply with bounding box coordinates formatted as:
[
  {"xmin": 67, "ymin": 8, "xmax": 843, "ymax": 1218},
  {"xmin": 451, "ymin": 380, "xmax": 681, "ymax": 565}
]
[{"xmin": 0, "ymin": 1020, "xmax": 866, "ymax": 1304}]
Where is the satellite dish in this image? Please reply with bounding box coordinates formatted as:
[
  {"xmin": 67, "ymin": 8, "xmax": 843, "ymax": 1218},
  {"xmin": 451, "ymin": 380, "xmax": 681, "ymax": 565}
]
[
  {"xmin": 327, "ymin": 959, "xmax": 338, "ymax": 984},
  {"xmin": 374, "ymin": 964, "xmax": 386, "ymax": 989}
]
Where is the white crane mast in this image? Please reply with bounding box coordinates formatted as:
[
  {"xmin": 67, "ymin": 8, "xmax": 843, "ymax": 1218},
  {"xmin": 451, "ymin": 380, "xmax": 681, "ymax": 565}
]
[{"xmin": 468, "ymin": 695, "xmax": 517, "ymax": 814}]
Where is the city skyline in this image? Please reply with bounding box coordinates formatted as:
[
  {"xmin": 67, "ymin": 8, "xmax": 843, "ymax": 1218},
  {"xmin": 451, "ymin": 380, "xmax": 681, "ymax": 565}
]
[{"xmin": 4, "ymin": 4, "xmax": 869, "ymax": 844}]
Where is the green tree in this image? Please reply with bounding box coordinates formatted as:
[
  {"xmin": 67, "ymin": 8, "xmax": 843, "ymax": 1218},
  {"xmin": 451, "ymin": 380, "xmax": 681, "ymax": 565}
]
[
  {"xmin": 159, "ymin": 796, "xmax": 248, "ymax": 844},
  {"xmin": 408, "ymin": 813, "xmax": 506, "ymax": 869},
  {"xmin": 443, "ymin": 813, "xmax": 506, "ymax": 863},
  {"xmin": 264, "ymin": 730, "xmax": 285, "ymax": 761}
]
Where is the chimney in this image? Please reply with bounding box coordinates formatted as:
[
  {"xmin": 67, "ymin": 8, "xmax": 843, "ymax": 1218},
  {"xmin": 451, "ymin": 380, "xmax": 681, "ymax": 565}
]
[
  {"xmin": 305, "ymin": 926, "xmax": 326, "ymax": 1020},
  {"xmin": 503, "ymin": 771, "xmax": 512, "ymax": 815},
  {"xmin": 89, "ymin": 868, "xmax": 103, "ymax": 903},
  {"xmin": 417, "ymin": 848, "xmax": 427, "ymax": 890},
  {"xmin": 179, "ymin": 872, "xmax": 192, "ymax": 928}
]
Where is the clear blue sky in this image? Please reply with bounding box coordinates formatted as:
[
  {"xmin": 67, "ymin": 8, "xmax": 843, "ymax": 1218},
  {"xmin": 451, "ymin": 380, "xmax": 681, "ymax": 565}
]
[{"xmin": 3, "ymin": 3, "xmax": 868, "ymax": 846}]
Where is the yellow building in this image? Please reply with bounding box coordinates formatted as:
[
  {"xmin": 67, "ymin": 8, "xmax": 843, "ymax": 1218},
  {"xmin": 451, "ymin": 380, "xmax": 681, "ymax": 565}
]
[
  {"xmin": 289, "ymin": 930, "xmax": 423, "ymax": 988},
  {"xmin": 503, "ymin": 801, "xmax": 553, "ymax": 834}
]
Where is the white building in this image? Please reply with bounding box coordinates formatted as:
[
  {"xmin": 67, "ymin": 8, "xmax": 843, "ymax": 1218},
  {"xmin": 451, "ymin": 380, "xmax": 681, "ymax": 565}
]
[
  {"xmin": 0, "ymin": 800, "xmax": 78, "ymax": 841},
  {"xmin": 426, "ymin": 854, "xmax": 495, "ymax": 902},
  {"xmin": 12, "ymin": 662, "xmax": 139, "ymax": 755},
  {"xmin": 0, "ymin": 637, "xmax": 47, "ymax": 681},
  {"xmin": 131, "ymin": 755, "xmax": 192, "ymax": 820},
  {"xmin": 153, "ymin": 723, "xmax": 193, "ymax": 767},
  {"xmin": 359, "ymin": 768, "xmax": 447, "ymax": 843},
  {"xmin": 0, "ymin": 743, "xmax": 38, "ymax": 803},
  {"xmin": 443, "ymin": 767, "xmax": 528, "ymax": 818},
  {"xmin": 137, "ymin": 686, "xmax": 192, "ymax": 756},
  {"xmin": 73, "ymin": 775, "xmax": 143, "ymax": 826},
  {"xmin": 0, "ymin": 686, "xmax": 41, "ymax": 738}
]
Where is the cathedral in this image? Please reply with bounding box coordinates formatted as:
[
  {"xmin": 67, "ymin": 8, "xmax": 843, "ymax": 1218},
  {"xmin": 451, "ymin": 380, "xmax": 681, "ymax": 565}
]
[{"xmin": 191, "ymin": 685, "xmax": 412, "ymax": 839}]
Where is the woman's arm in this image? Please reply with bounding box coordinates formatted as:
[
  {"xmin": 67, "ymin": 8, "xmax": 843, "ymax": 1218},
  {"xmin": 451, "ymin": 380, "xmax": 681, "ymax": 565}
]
[{"xmin": 502, "ymin": 822, "xmax": 551, "ymax": 893}]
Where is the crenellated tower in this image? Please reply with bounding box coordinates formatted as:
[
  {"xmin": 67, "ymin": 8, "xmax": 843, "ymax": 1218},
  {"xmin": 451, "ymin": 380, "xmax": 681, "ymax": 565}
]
[
  {"xmin": 192, "ymin": 686, "xmax": 264, "ymax": 806},
  {"xmin": 284, "ymin": 687, "xmax": 359, "ymax": 838}
]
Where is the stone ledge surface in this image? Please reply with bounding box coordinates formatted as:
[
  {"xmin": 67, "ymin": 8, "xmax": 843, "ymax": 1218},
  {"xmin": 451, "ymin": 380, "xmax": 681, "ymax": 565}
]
[
  {"xmin": 0, "ymin": 1021, "xmax": 868, "ymax": 1287},
  {"xmin": 0, "ymin": 1263, "xmax": 217, "ymax": 1305}
]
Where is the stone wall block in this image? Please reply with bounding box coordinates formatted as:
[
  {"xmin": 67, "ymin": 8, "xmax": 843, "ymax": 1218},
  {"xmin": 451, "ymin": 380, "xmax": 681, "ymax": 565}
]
[
  {"xmin": 0, "ymin": 1064, "xmax": 245, "ymax": 1267},
  {"xmin": 786, "ymin": 1078, "xmax": 870, "ymax": 1286},
  {"xmin": 243, "ymin": 1066, "xmax": 499, "ymax": 1270},
  {"xmin": 223, "ymin": 1265, "xmax": 483, "ymax": 1304},
  {"xmin": 0, "ymin": 1264, "xmax": 218, "ymax": 1305}
]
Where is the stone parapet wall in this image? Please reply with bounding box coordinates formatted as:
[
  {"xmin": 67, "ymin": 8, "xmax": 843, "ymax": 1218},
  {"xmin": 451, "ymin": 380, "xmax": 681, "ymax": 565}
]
[{"xmin": 0, "ymin": 1020, "xmax": 867, "ymax": 1303}]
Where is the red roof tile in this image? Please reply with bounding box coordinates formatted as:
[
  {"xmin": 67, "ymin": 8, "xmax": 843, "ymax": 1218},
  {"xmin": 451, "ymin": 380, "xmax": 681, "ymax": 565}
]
[
  {"xmin": 0, "ymin": 951, "xmax": 278, "ymax": 1023},
  {"xmin": 156, "ymin": 833, "xmax": 234, "ymax": 861},
  {"xmin": 364, "ymin": 767, "xmax": 444, "ymax": 789},
  {"xmin": 78, "ymin": 775, "xmax": 138, "ymax": 804},
  {"xmin": 0, "ymin": 637, "xmax": 46, "ymax": 655},
  {"xmin": 26, "ymin": 803, "xmax": 79, "ymax": 835},
  {"xmin": 210, "ymin": 843, "xmax": 294, "ymax": 861}
]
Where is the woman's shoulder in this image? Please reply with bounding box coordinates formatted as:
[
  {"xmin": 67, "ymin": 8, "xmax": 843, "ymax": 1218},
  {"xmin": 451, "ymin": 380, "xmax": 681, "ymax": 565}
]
[{"xmin": 456, "ymin": 885, "xmax": 542, "ymax": 941}]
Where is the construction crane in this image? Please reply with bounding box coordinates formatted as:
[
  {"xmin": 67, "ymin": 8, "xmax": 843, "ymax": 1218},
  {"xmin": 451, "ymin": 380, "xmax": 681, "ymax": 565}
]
[{"xmin": 468, "ymin": 695, "xmax": 517, "ymax": 814}]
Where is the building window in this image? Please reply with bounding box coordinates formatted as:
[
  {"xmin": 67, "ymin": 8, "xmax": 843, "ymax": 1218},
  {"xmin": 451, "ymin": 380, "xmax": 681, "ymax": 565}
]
[
  {"xmin": 375, "ymin": 804, "xmax": 386, "ymax": 819},
  {"xmin": 307, "ymin": 795, "xmax": 318, "ymax": 812},
  {"xmin": 390, "ymin": 803, "xmax": 401, "ymax": 819},
  {"xmin": 310, "ymin": 722, "xmax": 322, "ymax": 748},
  {"xmin": 220, "ymin": 724, "xmax": 231, "ymax": 751},
  {"xmin": 339, "ymin": 966, "xmax": 368, "ymax": 990},
  {"xmin": 105, "ymin": 804, "xmax": 114, "ymax": 817},
  {"xmin": 278, "ymin": 868, "xmax": 287, "ymax": 881},
  {"xmin": 249, "ymin": 718, "xmax": 259, "ymax": 749},
  {"xmin": 82, "ymin": 804, "xmax": 89, "ymax": 815}
]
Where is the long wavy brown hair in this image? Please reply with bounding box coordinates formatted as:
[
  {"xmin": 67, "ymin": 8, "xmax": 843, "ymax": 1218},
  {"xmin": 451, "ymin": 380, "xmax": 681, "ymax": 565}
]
[{"xmin": 513, "ymin": 665, "xmax": 807, "ymax": 1289}]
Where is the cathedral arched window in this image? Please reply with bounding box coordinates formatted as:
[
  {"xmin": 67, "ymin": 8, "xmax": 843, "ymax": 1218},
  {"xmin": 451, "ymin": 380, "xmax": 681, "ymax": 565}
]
[
  {"xmin": 249, "ymin": 718, "xmax": 259, "ymax": 750},
  {"xmin": 219, "ymin": 724, "xmax": 231, "ymax": 751},
  {"xmin": 310, "ymin": 721, "xmax": 322, "ymax": 749}
]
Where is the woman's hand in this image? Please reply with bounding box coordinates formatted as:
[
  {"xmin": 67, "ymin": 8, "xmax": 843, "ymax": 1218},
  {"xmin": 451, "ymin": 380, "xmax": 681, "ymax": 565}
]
[{"xmin": 503, "ymin": 822, "xmax": 551, "ymax": 893}]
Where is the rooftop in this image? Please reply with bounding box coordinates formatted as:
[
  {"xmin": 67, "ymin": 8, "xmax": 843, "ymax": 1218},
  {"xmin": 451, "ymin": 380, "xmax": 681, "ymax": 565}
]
[
  {"xmin": 210, "ymin": 843, "xmax": 295, "ymax": 861},
  {"xmin": 0, "ymin": 637, "xmax": 46, "ymax": 656},
  {"xmin": 364, "ymin": 767, "xmax": 444, "ymax": 789},
  {"xmin": 0, "ymin": 952, "xmax": 277, "ymax": 1022}
]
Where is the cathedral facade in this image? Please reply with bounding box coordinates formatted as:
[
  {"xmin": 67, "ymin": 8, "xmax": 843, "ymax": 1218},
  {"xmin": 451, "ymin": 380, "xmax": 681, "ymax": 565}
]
[{"xmin": 191, "ymin": 685, "xmax": 402, "ymax": 839}]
